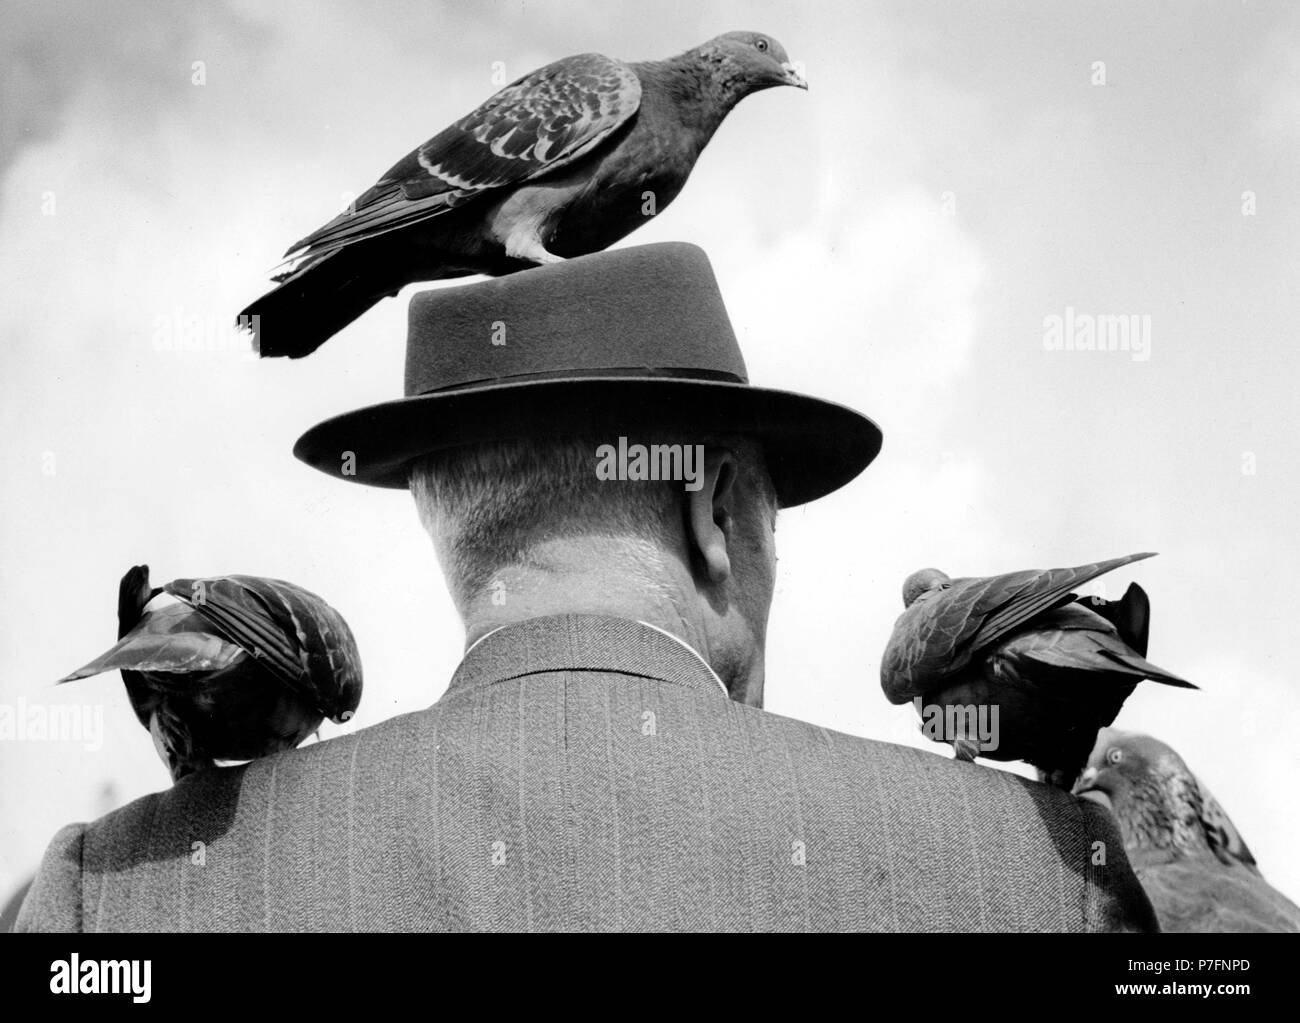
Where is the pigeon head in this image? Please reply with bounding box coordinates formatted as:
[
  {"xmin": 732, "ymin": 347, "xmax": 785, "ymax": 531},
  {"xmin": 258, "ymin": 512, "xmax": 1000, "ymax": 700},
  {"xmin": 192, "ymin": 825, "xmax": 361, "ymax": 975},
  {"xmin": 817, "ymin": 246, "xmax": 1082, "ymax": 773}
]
[
  {"xmin": 696, "ymin": 32, "xmax": 808, "ymax": 98},
  {"xmin": 1074, "ymin": 728, "xmax": 1173, "ymax": 802},
  {"xmin": 327, "ymin": 683, "xmax": 362, "ymax": 726},
  {"xmin": 1077, "ymin": 728, "xmax": 1258, "ymax": 869},
  {"xmin": 1073, "ymin": 728, "xmax": 1202, "ymax": 848},
  {"xmin": 902, "ymin": 568, "xmax": 951, "ymax": 608}
]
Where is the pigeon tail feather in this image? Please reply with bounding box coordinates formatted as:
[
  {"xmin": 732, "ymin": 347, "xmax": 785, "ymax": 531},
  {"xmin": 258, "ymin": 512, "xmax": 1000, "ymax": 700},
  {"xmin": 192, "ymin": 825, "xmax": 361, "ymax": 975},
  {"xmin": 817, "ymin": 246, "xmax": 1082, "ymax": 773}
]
[
  {"xmin": 238, "ymin": 247, "xmax": 400, "ymax": 359},
  {"xmin": 1097, "ymin": 648, "xmax": 1197, "ymax": 688},
  {"xmin": 117, "ymin": 564, "xmax": 157, "ymax": 638}
]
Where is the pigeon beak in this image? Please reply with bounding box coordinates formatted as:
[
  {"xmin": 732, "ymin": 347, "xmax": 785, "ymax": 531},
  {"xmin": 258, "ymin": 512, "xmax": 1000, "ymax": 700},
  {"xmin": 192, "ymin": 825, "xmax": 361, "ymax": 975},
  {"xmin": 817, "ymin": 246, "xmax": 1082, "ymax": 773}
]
[
  {"xmin": 780, "ymin": 61, "xmax": 809, "ymax": 90},
  {"xmin": 1072, "ymin": 767, "xmax": 1113, "ymax": 811}
]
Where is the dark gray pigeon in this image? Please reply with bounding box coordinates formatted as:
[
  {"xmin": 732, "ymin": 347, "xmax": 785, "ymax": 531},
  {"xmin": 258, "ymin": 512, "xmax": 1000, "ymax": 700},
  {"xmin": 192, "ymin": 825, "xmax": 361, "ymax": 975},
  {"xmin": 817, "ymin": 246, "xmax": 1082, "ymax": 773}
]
[
  {"xmin": 58, "ymin": 565, "xmax": 362, "ymax": 782},
  {"xmin": 1074, "ymin": 728, "xmax": 1300, "ymax": 932},
  {"xmin": 240, "ymin": 31, "xmax": 807, "ymax": 357},
  {"xmin": 880, "ymin": 553, "xmax": 1195, "ymax": 786}
]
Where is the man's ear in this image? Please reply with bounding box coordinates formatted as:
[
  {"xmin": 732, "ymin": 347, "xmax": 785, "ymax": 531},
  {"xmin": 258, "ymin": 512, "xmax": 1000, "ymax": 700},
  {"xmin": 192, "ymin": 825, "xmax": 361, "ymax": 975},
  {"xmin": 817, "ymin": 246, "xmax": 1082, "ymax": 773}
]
[{"xmin": 687, "ymin": 449, "xmax": 737, "ymax": 585}]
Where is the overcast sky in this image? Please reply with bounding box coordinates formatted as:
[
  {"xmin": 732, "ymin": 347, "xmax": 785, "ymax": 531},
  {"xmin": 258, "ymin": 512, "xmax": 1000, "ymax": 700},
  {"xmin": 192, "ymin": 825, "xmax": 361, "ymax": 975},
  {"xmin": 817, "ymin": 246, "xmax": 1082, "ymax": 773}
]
[{"xmin": 3, "ymin": 0, "xmax": 1298, "ymax": 909}]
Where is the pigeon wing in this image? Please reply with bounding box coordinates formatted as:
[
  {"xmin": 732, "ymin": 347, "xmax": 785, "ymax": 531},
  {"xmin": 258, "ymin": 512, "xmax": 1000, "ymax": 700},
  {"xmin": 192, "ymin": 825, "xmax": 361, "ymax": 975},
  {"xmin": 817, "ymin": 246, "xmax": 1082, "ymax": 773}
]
[
  {"xmin": 1195, "ymin": 776, "xmax": 1259, "ymax": 869},
  {"xmin": 881, "ymin": 581, "xmax": 996, "ymax": 702},
  {"xmin": 279, "ymin": 53, "xmax": 642, "ymax": 266},
  {"xmin": 225, "ymin": 575, "xmax": 361, "ymax": 715},
  {"xmin": 967, "ymin": 552, "xmax": 1157, "ymax": 655},
  {"xmin": 881, "ymin": 553, "xmax": 1157, "ymax": 702},
  {"xmin": 994, "ymin": 604, "xmax": 1194, "ymax": 688},
  {"xmin": 57, "ymin": 605, "xmax": 245, "ymax": 682},
  {"xmin": 164, "ymin": 576, "xmax": 360, "ymax": 713},
  {"xmin": 164, "ymin": 577, "xmax": 307, "ymax": 690}
]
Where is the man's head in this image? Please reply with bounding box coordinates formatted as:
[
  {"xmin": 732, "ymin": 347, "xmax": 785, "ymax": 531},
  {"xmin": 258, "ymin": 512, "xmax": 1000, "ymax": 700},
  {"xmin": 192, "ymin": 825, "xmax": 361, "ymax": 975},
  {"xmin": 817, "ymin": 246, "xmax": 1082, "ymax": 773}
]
[
  {"xmin": 294, "ymin": 243, "xmax": 883, "ymax": 702},
  {"xmin": 410, "ymin": 432, "xmax": 778, "ymax": 704}
]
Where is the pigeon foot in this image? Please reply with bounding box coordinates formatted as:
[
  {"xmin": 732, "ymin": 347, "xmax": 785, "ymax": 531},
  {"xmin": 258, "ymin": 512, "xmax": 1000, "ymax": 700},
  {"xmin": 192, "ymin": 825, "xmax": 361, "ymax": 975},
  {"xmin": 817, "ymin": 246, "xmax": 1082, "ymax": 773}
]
[
  {"xmin": 953, "ymin": 739, "xmax": 980, "ymax": 763},
  {"xmin": 504, "ymin": 232, "xmax": 565, "ymax": 265}
]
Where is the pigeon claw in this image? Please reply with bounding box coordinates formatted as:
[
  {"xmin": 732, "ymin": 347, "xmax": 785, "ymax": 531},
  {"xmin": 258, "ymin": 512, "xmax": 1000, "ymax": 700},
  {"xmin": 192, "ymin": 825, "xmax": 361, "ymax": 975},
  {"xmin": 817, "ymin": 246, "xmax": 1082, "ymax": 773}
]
[{"xmin": 952, "ymin": 738, "xmax": 980, "ymax": 763}]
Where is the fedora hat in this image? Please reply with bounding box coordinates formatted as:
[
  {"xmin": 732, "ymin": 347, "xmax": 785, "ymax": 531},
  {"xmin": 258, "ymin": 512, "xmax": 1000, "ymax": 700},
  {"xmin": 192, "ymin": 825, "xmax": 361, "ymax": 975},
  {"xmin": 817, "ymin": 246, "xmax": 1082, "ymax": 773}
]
[{"xmin": 294, "ymin": 242, "xmax": 882, "ymax": 508}]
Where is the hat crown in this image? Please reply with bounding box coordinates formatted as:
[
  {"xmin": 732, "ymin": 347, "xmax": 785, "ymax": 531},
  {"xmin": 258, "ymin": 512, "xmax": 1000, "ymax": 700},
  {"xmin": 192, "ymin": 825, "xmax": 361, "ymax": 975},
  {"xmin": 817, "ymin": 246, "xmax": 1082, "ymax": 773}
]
[
  {"xmin": 404, "ymin": 243, "xmax": 749, "ymax": 396},
  {"xmin": 295, "ymin": 239, "xmax": 881, "ymax": 506}
]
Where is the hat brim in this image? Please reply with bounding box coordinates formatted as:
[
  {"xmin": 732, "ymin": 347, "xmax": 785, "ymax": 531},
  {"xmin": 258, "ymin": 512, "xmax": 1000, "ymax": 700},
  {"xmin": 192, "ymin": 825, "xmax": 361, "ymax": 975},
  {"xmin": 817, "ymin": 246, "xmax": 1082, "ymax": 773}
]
[{"xmin": 293, "ymin": 377, "xmax": 882, "ymax": 508}]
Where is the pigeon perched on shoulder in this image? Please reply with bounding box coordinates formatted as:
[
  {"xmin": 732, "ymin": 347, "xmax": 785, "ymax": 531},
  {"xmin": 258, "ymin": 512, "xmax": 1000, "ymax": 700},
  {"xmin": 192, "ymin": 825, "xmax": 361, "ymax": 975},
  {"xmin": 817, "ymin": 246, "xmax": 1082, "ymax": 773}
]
[
  {"xmin": 880, "ymin": 553, "xmax": 1195, "ymax": 786},
  {"xmin": 1074, "ymin": 728, "xmax": 1300, "ymax": 932},
  {"xmin": 239, "ymin": 31, "xmax": 808, "ymax": 358},
  {"xmin": 58, "ymin": 565, "xmax": 362, "ymax": 782}
]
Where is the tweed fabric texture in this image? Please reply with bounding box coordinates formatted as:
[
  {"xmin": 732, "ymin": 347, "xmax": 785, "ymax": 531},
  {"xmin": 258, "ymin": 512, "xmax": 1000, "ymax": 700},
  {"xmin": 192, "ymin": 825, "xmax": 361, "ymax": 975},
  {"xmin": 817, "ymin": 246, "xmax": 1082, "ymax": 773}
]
[{"xmin": 18, "ymin": 615, "xmax": 1156, "ymax": 932}]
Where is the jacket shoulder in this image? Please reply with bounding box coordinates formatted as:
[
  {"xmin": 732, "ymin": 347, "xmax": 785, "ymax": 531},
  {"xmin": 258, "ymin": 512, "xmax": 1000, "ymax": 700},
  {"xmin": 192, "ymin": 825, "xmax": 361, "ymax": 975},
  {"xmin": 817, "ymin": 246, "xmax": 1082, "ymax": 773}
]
[
  {"xmin": 15, "ymin": 821, "xmax": 88, "ymax": 932},
  {"xmin": 729, "ymin": 706, "xmax": 1158, "ymax": 932}
]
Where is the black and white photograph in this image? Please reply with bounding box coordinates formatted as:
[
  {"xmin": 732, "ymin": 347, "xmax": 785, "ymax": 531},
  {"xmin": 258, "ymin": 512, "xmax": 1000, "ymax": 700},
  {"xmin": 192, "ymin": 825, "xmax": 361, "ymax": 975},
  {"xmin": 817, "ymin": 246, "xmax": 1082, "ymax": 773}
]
[{"xmin": 1, "ymin": 0, "xmax": 1297, "ymax": 994}]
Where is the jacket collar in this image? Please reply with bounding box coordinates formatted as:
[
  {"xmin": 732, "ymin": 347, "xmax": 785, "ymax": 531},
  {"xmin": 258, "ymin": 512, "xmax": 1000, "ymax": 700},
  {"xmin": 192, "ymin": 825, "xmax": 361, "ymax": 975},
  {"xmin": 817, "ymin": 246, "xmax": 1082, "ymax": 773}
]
[{"xmin": 447, "ymin": 614, "xmax": 730, "ymax": 700}]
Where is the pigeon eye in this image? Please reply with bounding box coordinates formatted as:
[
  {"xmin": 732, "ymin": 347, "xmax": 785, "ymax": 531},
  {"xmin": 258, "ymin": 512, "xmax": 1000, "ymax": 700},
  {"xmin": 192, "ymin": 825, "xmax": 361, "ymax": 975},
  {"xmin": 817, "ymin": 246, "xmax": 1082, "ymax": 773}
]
[
  {"xmin": 1107, "ymin": 748, "xmax": 1123, "ymax": 765},
  {"xmin": 754, "ymin": 38, "xmax": 769, "ymax": 53},
  {"xmin": 339, "ymin": 710, "xmax": 354, "ymax": 722}
]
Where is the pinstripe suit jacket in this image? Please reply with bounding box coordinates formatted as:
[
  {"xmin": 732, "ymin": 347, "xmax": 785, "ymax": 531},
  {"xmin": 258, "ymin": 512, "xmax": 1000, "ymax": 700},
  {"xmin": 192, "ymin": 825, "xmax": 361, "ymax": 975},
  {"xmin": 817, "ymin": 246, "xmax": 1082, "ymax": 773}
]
[{"xmin": 17, "ymin": 615, "xmax": 1156, "ymax": 932}]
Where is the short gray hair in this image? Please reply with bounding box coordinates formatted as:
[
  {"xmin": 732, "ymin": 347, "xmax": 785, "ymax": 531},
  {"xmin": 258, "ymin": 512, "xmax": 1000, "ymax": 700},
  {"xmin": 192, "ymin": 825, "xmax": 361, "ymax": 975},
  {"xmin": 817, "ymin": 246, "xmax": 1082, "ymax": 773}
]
[{"xmin": 410, "ymin": 434, "xmax": 775, "ymax": 606}]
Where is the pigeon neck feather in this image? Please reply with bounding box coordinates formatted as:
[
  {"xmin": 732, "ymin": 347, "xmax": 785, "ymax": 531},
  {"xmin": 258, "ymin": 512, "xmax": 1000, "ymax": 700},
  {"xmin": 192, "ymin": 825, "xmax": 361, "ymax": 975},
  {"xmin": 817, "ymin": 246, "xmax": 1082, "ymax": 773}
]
[
  {"xmin": 1119, "ymin": 765, "xmax": 1216, "ymax": 866},
  {"xmin": 635, "ymin": 49, "xmax": 757, "ymax": 141}
]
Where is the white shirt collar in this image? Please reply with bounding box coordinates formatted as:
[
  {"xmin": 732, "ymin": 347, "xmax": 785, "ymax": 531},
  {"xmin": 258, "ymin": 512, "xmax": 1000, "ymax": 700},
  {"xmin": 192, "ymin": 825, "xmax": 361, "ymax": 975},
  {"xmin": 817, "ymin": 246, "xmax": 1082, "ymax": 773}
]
[
  {"xmin": 463, "ymin": 624, "xmax": 506, "ymax": 658},
  {"xmin": 633, "ymin": 620, "xmax": 728, "ymax": 695},
  {"xmin": 463, "ymin": 618, "xmax": 728, "ymax": 696}
]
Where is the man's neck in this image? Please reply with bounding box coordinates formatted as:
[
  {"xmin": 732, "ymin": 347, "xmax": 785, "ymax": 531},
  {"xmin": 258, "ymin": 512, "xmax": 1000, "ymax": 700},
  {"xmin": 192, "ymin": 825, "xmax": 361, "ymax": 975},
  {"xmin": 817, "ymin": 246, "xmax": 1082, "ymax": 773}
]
[
  {"xmin": 462, "ymin": 537, "xmax": 707, "ymax": 649},
  {"xmin": 454, "ymin": 536, "xmax": 762, "ymax": 703}
]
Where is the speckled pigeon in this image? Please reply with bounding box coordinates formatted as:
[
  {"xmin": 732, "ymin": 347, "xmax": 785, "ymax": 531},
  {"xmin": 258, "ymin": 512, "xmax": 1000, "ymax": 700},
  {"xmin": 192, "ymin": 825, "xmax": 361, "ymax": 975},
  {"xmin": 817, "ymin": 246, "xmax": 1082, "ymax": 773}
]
[
  {"xmin": 880, "ymin": 552, "xmax": 1196, "ymax": 786},
  {"xmin": 239, "ymin": 30, "xmax": 807, "ymax": 358},
  {"xmin": 1074, "ymin": 728, "xmax": 1300, "ymax": 932},
  {"xmin": 57, "ymin": 565, "xmax": 362, "ymax": 782}
]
